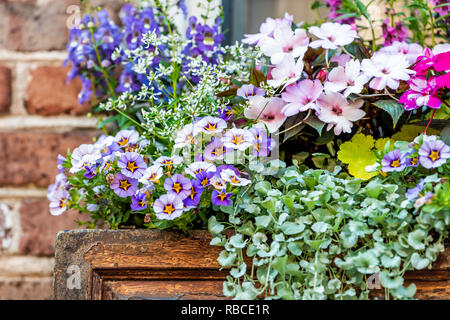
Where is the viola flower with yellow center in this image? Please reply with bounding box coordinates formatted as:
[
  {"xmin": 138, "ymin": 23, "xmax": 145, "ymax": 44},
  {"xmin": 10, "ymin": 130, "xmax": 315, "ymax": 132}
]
[
  {"xmin": 220, "ymin": 169, "xmax": 251, "ymax": 186},
  {"xmin": 131, "ymin": 192, "xmax": 147, "ymax": 211},
  {"xmin": 49, "ymin": 189, "xmax": 70, "ymax": 216},
  {"xmin": 197, "ymin": 116, "xmax": 227, "ymax": 135},
  {"xmin": 418, "ymin": 140, "xmax": 450, "ymax": 169},
  {"xmin": 405, "ymin": 151, "xmax": 419, "ymax": 167},
  {"xmin": 118, "ymin": 152, "xmax": 147, "ymax": 179},
  {"xmin": 185, "ymin": 161, "xmax": 216, "ymax": 178},
  {"xmin": 155, "ymin": 156, "xmax": 183, "ymax": 171},
  {"xmin": 174, "ymin": 124, "xmax": 200, "ymax": 150},
  {"xmin": 223, "ymin": 128, "xmax": 254, "ymax": 151},
  {"xmin": 204, "ymin": 137, "xmax": 227, "ymax": 161},
  {"xmin": 139, "ymin": 165, "xmax": 163, "ymax": 185},
  {"xmin": 110, "ymin": 173, "xmax": 138, "ymax": 198},
  {"xmin": 114, "ymin": 130, "xmax": 139, "ymax": 148},
  {"xmin": 153, "ymin": 194, "xmax": 184, "ymax": 220},
  {"xmin": 212, "ymin": 189, "xmax": 232, "ymax": 206},
  {"xmin": 183, "ymin": 181, "xmax": 204, "ymax": 209},
  {"xmin": 164, "ymin": 174, "xmax": 192, "ymax": 199},
  {"xmin": 381, "ymin": 149, "xmax": 407, "ymax": 172},
  {"xmin": 210, "ymin": 176, "xmax": 227, "ymax": 191}
]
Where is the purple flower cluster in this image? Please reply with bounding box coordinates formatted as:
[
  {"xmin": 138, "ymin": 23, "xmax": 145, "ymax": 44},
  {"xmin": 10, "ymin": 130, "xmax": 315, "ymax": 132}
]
[
  {"xmin": 381, "ymin": 19, "xmax": 409, "ymax": 45},
  {"xmin": 182, "ymin": 16, "xmax": 225, "ymax": 82},
  {"xmin": 325, "ymin": 0, "xmax": 356, "ymax": 25},
  {"xmin": 381, "ymin": 136, "xmax": 449, "ymax": 173}
]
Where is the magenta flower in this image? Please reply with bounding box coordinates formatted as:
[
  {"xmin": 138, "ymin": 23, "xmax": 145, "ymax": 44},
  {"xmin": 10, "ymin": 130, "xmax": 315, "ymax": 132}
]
[
  {"xmin": 399, "ymin": 76, "xmax": 441, "ymax": 111},
  {"xmin": 110, "ymin": 173, "xmax": 138, "ymax": 198},
  {"xmin": 212, "ymin": 189, "xmax": 232, "ymax": 206},
  {"xmin": 281, "ymin": 79, "xmax": 323, "ymax": 116},
  {"xmin": 164, "ymin": 174, "xmax": 192, "ymax": 199},
  {"xmin": 153, "ymin": 194, "xmax": 184, "ymax": 220},
  {"xmin": 381, "ymin": 19, "xmax": 409, "ymax": 45},
  {"xmin": 118, "ymin": 152, "xmax": 147, "ymax": 179},
  {"xmin": 418, "ymin": 140, "xmax": 450, "ymax": 169}
]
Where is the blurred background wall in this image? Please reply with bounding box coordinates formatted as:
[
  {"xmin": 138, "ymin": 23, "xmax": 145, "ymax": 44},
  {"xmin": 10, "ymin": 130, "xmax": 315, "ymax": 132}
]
[{"xmin": 0, "ymin": 0, "xmax": 323, "ymax": 299}]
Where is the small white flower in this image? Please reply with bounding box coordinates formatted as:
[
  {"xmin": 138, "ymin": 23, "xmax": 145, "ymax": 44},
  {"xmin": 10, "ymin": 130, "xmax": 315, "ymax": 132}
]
[
  {"xmin": 184, "ymin": 162, "xmax": 216, "ymax": 177},
  {"xmin": 139, "ymin": 165, "xmax": 164, "ymax": 184},
  {"xmin": 70, "ymin": 144, "xmax": 101, "ymax": 173},
  {"xmin": 210, "ymin": 176, "xmax": 227, "ymax": 190},
  {"xmin": 196, "ymin": 116, "xmax": 227, "ymax": 135}
]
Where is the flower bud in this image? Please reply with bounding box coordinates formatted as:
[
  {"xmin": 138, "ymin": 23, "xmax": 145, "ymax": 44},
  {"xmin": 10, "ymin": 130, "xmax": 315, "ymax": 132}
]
[
  {"xmin": 316, "ymin": 69, "xmax": 327, "ymax": 82},
  {"xmin": 106, "ymin": 174, "xmax": 115, "ymax": 184}
]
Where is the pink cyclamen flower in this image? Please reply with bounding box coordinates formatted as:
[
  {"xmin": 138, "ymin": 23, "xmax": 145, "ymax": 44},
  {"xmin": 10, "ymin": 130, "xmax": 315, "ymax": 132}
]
[
  {"xmin": 260, "ymin": 26, "xmax": 309, "ymax": 64},
  {"xmin": 308, "ymin": 22, "xmax": 358, "ymax": 50},
  {"xmin": 281, "ymin": 79, "xmax": 323, "ymax": 116},
  {"xmin": 324, "ymin": 59, "xmax": 369, "ymax": 97},
  {"xmin": 267, "ymin": 54, "xmax": 304, "ymax": 88},
  {"xmin": 316, "ymin": 92, "xmax": 365, "ymax": 135},
  {"xmin": 399, "ymin": 76, "xmax": 442, "ymax": 110},
  {"xmin": 244, "ymin": 96, "xmax": 287, "ymax": 133},
  {"xmin": 361, "ymin": 53, "xmax": 414, "ymax": 90},
  {"xmin": 242, "ymin": 13, "xmax": 293, "ymax": 46}
]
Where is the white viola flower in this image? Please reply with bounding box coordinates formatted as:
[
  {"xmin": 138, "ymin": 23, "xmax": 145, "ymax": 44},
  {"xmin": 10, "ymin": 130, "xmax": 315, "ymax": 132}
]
[
  {"xmin": 139, "ymin": 165, "xmax": 164, "ymax": 184},
  {"xmin": 378, "ymin": 41, "xmax": 423, "ymax": 65},
  {"xmin": 361, "ymin": 53, "xmax": 415, "ymax": 90},
  {"xmin": 196, "ymin": 116, "xmax": 227, "ymax": 135},
  {"xmin": 155, "ymin": 155, "xmax": 183, "ymax": 169},
  {"xmin": 324, "ymin": 59, "xmax": 369, "ymax": 97},
  {"xmin": 220, "ymin": 169, "xmax": 251, "ymax": 186},
  {"xmin": 114, "ymin": 130, "xmax": 140, "ymax": 148},
  {"xmin": 281, "ymin": 79, "xmax": 323, "ymax": 116},
  {"xmin": 222, "ymin": 128, "xmax": 255, "ymax": 151},
  {"xmin": 244, "ymin": 96, "xmax": 287, "ymax": 133},
  {"xmin": 94, "ymin": 135, "xmax": 115, "ymax": 153},
  {"xmin": 49, "ymin": 189, "xmax": 70, "ymax": 216},
  {"xmin": 185, "ymin": 161, "xmax": 216, "ymax": 177},
  {"xmin": 309, "ymin": 22, "xmax": 358, "ymax": 50},
  {"xmin": 173, "ymin": 123, "xmax": 200, "ymax": 149},
  {"xmin": 242, "ymin": 13, "xmax": 293, "ymax": 46},
  {"xmin": 267, "ymin": 55, "xmax": 304, "ymax": 88},
  {"xmin": 260, "ymin": 26, "xmax": 309, "ymax": 64},
  {"xmin": 316, "ymin": 92, "xmax": 365, "ymax": 135},
  {"xmin": 70, "ymin": 144, "xmax": 102, "ymax": 173},
  {"xmin": 210, "ymin": 175, "xmax": 227, "ymax": 191}
]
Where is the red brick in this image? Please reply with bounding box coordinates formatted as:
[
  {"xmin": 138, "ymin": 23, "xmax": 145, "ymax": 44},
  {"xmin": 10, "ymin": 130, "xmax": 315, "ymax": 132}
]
[
  {"xmin": 26, "ymin": 66, "xmax": 91, "ymax": 116},
  {"xmin": 0, "ymin": 66, "xmax": 12, "ymax": 113},
  {"xmin": 0, "ymin": 277, "xmax": 52, "ymax": 300},
  {"xmin": 0, "ymin": 130, "xmax": 98, "ymax": 187},
  {"xmin": 0, "ymin": 0, "xmax": 125, "ymax": 52},
  {"xmin": 19, "ymin": 198, "xmax": 85, "ymax": 256}
]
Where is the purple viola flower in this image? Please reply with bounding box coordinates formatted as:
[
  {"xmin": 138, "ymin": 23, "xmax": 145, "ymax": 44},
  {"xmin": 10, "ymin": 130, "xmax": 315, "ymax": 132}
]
[
  {"xmin": 83, "ymin": 163, "xmax": 98, "ymax": 179},
  {"xmin": 164, "ymin": 174, "xmax": 192, "ymax": 199},
  {"xmin": 212, "ymin": 189, "xmax": 232, "ymax": 206},
  {"xmin": 405, "ymin": 150, "xmax": 420, "ymax": 167},
  {"xmin": 418, "ymin": 140, "xmax": 450, "ymax": 169},
  {"xmin": 115, "ymin": 130, "xmax": 140, "ymax": 148},
  {"xmin": 406, "ymin": 179, "xmax": 425, "ymax": 201},
  {"xmin": 216, "ymin": 165, "xmax": 241, "ymax": 177},
  {"xmin": 250, "ymin": 127, "xmax": 273, "ymax": 157},
  {"xmin": 218, "ymin": 106, "xmax": 233, "ymax": 121},
  {"xmin": 381, "ymin": 150, "xmax": 407, "ymax": 172},
  {"xmin": 49, "ymin": 189, "xmax": 71, "ymax": 216},
  {"xmin": 195, "ymin": 171, "xmax": 214, "ymax": 189},
  {"xmin": 204, "ymin": 137, "xmax": 227, "ymax": 161},
  {"xmin": 237, "ymin": 84, "xmax": 265, "ymax": 99},
  {"xmin": 118, "ymin": 152, "xmax": 147, "ymax": 179},
  {"xmin": 183, "ymin": 181, "xmax": 204, "ymax": 208},
  {"xmin": 57, "ymin": 154, "xmax": 67, "ymax": 173},
  {"xmin": 153, "ymin": 193, "xmax": 184, "ymax": 220},
  {"xmin": 131, "ymin": 192, "xmax": 147, "ymax": 211},
  {"xmin": 110, "ymin": 173, "xmax": 138, "ymax": 198}
]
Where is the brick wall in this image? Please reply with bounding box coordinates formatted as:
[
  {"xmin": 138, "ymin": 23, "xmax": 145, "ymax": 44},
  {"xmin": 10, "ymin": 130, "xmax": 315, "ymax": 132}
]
[{"xmin": 0, "ymin": 0, "xmax": 108, "ymax": 300}]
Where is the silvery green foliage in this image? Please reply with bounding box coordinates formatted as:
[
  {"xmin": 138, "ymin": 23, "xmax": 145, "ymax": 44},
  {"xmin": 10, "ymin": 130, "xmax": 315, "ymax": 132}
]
[{"xmin": 209, "ymin": 163, "xmax": 449, "ymax": 300}]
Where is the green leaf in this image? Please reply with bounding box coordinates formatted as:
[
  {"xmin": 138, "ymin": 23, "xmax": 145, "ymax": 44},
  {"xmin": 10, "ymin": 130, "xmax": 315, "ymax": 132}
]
[
  {"xmin": 441, "ymin": 124, "xmax": 450, "ymax": 146},
  {"xmin": 380, "ymin": 271, "xmax": 404, "ymax": 289},
  {"xmin": 272, "ymin": 256, "xmax": 287, "ymax": 279},
  {"xmin": 287, "ymin": 242, "xmax": 303, "ymax": 256},
  {"xmin": 254, "ymin": 181, "xmax": 272, "ymax": 195},
  {"xmin": 410, "ymin": 253, "xmax": 430, "ymax": 270},
  {"xmin": 304, "ymin": 115, "xmax": 325, "ymax": 135},
  {"xmin": 255, "ymin": 215, "xmax": 271, "ymax": 228},
  {"xmin": 281, "ymin": 222, "xmax": 306, "ymax": 235},
  {"xmin": 208, "ymin": 216, "xmax": 224, "ymax": 236},
  {"xmin": 218, "ymin": 251, "xmax": 237, "ymax": 267},
  {"xmin": 407, "ymin": 229, "xmax": 426, "ymax": 250},
  {"xmin": 229, "ymin": 234, "xmax": 247, "ymax": 249},
  {"xmin": 373, "ymin": 100, "xmax": 405, "ymax": 128}
]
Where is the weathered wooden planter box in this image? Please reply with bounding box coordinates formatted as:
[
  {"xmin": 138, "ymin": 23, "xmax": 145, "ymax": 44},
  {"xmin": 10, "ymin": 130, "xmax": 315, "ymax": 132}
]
[{"xmin": 53, "ymin": 230, "xmax": 449, "ymax": 300}]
